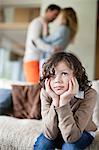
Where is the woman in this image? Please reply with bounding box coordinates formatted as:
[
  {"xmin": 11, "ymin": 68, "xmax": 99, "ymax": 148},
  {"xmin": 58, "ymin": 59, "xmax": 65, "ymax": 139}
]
[{"xmin": 43, "ymin": 7, "xmax": 78, "ymax": 53}]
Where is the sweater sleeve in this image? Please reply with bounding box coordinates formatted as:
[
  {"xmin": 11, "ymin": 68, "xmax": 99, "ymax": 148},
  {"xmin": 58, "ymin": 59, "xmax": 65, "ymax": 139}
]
[
  {"xmin": 40, "ymin": 88, "xmax": 59, "ymax": 139},
  {"xmin": 43, "ymin": 28, "xmax": 62, "ymax": 44},
  {"xmin": 35, "ymin": 38, "xmax": 54, "ymax": 53},
  {"xmin": 55, "ymin": 88, "xmax": 97, "ymax": 143},
  {"xmin": 43, "ymin": 25, "xmax": 70, "ymax": 49}
]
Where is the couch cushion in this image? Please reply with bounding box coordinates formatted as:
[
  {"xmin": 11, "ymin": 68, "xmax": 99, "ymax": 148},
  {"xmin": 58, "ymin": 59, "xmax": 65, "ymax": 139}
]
[
  {"xmin": 0, "ymin": 116, "xmax": 99, "ymax": 150},
  {"xmin": 0, "ymin": 116, "xmax": 42, "ymax": 150},
  {"xmin": 0, "ymin": 88, "xmax": 12, "ymax": 115}
]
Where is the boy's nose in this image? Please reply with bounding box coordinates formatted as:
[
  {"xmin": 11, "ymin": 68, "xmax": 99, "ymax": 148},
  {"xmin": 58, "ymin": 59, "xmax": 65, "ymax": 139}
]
[{"xmin": 54, "ymin": 75, "xmax": 62, "ymax": 83}]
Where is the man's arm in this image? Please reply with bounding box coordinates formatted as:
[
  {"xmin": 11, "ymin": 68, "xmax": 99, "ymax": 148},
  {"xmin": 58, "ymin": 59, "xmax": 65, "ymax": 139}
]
[{"xmin": 28, "ymin": 20, "xmax": 54, "ymax": 53}]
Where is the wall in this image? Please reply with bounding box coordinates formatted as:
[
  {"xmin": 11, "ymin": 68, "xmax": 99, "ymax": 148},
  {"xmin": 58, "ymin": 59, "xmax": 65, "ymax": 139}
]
[{"xmin": 41, "ymin": 0, "xmax": 97, "ymax": 80}]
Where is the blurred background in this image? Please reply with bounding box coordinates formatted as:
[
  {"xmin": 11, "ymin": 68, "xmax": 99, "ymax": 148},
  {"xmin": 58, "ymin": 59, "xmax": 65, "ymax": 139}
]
[{"xmin": 0, "ymin": 0, "xmax": 98, "ymax": 82}]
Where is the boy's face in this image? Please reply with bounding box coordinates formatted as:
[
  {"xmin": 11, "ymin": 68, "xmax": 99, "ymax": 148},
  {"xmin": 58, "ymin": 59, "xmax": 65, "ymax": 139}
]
[{"xmin": 50, "ymin": 61, "xmax": 74, "ymax": 95}]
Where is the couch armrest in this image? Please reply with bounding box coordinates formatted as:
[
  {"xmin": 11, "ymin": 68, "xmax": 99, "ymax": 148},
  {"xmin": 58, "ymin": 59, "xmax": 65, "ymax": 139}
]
[{"xmin": 95, "ymin": 130, "xmax": 99, "ymax": 141}]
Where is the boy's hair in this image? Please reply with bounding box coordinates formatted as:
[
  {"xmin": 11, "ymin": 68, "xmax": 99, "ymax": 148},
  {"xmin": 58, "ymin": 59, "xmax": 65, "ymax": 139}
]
[
  {"xmin": 40, "ymin": 52, "xmax": 91, "ymax": 91},
  {"xmin": 46, "ymin": 4, "xmax": 61, "ymax": 12}
]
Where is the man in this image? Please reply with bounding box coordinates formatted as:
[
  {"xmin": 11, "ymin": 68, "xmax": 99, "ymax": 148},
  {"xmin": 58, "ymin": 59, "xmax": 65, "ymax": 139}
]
[{"xmin": 23, "ymin": 4, "xmax": 61, "ymax": 84}]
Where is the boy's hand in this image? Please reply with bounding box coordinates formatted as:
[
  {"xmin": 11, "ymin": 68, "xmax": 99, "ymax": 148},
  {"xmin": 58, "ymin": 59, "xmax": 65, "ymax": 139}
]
[
  {"xmin": 60, "ymin": 77, "xmax": 79, "ymax": 106},
  {"xmin": 45, "ymin": 78, "xmax": 59, "ymax": 107}
]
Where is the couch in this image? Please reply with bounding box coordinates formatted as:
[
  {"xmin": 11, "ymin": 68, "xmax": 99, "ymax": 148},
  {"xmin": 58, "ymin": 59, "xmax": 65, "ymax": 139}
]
[{"xmin": 0, "ymin": 80, "xmax": 99, "ymax": 150}]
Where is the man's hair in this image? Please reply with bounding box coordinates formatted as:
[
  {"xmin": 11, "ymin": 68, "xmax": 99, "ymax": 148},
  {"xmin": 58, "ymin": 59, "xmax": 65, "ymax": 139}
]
[
  {"xmin": 46, "ymin": 4, "xmax": 61, "ymax": 12},
  {"xmin": 40, "ymin": 52, "xmax": 91, "ymax": 91}
]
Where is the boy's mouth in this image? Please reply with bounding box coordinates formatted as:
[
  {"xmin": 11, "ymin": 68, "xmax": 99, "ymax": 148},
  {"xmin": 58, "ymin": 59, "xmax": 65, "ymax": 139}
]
[{"xmin": 54, "ymin": 86, "xmax": 64, "ymax": 90}]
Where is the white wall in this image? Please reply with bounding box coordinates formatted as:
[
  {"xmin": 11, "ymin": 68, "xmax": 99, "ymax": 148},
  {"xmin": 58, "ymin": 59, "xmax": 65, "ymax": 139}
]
[{"xmin": 41, "ymin": 0, "xmax": 97, "ymax": 80}]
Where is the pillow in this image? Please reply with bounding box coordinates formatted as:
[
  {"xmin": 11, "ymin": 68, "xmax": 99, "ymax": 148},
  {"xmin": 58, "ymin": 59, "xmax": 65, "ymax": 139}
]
[
  {"xmin": 0, "ymin": 88, "xmax": 12, "ymax": 115},
  {"xmin": 11, "ymin": 83, "xmax": 42, "ymax": 119}
]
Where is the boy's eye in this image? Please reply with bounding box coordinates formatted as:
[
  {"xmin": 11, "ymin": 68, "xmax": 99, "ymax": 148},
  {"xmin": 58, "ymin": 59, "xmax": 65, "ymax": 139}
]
[{"xmin": 62, "ymin": 72, "xmax": 68, "ymax": 76}]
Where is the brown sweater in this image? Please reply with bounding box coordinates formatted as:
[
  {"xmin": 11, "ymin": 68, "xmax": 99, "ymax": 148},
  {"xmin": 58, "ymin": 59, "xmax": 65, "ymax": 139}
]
[{"xmin": 40, "ymin": 87, "xmax": 97, "ymax": 143}]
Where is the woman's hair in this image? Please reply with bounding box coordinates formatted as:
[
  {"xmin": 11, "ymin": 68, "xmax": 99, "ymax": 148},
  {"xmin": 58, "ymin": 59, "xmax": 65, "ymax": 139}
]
[
  {"xmin": 40, "ymin": 52, "xmax": 91, "ymax": 91},
  {"xmin": 60, "ymin": 7, "xmax": 78, "ymax": 42}
]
